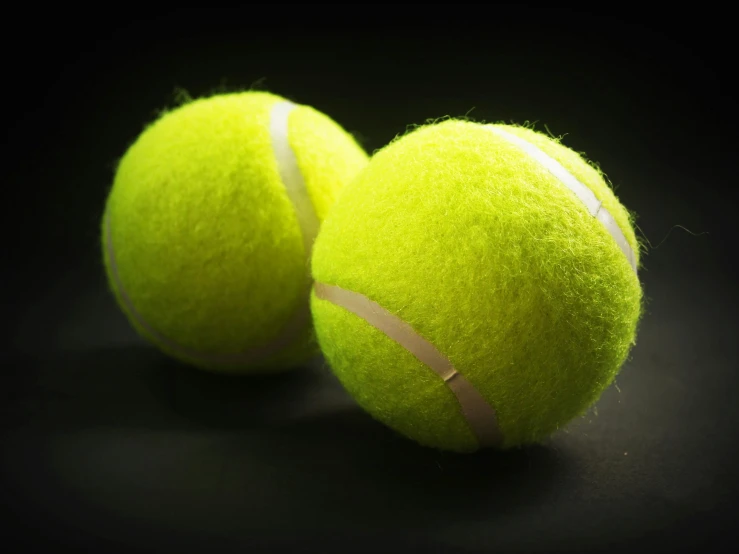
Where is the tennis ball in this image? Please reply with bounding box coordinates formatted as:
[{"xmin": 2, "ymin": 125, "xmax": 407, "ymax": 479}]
[
  {"xmin": 102, "ymin": 91, "xmax": 368, "ymax": 373},
  {"xmin": 311, "ymin": 120, "xmax": 642, "ymax": 452}
]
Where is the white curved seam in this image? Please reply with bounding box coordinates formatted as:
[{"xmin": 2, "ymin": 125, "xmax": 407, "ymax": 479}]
[
  {"xmin": 488, "ymin": 126, "xmax": 637, "ymax": 274},
  {"xmin": 270, "ymin": 101, "xmax": 320, "ymax": 263}
]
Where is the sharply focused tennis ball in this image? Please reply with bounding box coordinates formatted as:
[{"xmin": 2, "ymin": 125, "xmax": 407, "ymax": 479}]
[
  {"xmin": 311, "ymin": 120, "xmax": 642, "ymax": 452},
  {"xmin": 102, "ymin": 91, "xmax": 369, "ymax": 373}
]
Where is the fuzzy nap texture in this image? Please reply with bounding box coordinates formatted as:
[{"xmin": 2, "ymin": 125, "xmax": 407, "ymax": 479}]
[
  {"xmin": 103, "ymin": 91, "xmax": 369, "ymax": 373},
  {"xmin": 311, "ymin": 120, "xmax": 643, "ymax": 451}
]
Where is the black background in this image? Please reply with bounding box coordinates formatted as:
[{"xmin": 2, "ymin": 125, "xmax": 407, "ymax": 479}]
[{"xmin": 4, "ymin": 7, "xmax": 738, "ymax": 553}]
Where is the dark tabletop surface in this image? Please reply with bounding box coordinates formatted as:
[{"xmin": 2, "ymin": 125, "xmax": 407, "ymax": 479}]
[{"xmin": 3, "ymin": 8, "xmax": 738, "ymax": 553}]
